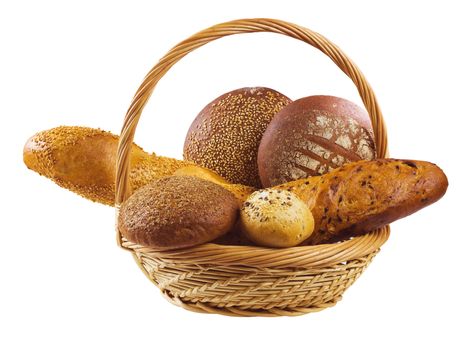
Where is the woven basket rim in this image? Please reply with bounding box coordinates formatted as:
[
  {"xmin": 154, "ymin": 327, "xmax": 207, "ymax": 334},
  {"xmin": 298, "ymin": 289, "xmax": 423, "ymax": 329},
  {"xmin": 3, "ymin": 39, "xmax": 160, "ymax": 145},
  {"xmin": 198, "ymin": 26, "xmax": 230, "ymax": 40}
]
[{"xmin": 120, "ymin": 226, "xmax": 389, "ymax": 268}]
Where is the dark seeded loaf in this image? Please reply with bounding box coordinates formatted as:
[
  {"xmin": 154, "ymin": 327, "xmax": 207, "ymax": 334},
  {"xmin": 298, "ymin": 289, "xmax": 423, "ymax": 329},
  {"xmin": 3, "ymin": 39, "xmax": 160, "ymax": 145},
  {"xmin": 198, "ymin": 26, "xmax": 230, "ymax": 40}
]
[{"xmin": 274, "ymin": 159, "xmax": 448, "ymax": 244}]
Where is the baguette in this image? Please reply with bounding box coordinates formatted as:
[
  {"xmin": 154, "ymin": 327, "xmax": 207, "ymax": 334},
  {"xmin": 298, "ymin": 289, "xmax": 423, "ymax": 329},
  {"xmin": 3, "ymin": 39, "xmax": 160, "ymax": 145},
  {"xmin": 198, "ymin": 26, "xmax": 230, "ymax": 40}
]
[
  {"xmin": 273, "ymin": 159, "xmax": 448, "ymax": 244},
  {"xmin": 24, "ymin": 126, "xmax": 253, "ymax": 206}
]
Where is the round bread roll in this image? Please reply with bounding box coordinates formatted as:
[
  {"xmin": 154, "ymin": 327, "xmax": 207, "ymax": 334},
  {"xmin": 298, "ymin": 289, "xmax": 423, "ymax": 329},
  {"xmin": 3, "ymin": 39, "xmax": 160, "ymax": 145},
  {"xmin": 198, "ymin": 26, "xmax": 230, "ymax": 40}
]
[
  {"xmin": 258, "ymin": 95, "xmax": 376, "ymax": 187},
  {"xmin": 183, "ymin": 87, "xmax": 291, "ymax": 188},
  {"xmin": 240, "ymin": 189, "xmax": 314, "ymax": 248},
  {"xmin": 118, "ymin": 176, "xmax": 239, "ymax": 250}
]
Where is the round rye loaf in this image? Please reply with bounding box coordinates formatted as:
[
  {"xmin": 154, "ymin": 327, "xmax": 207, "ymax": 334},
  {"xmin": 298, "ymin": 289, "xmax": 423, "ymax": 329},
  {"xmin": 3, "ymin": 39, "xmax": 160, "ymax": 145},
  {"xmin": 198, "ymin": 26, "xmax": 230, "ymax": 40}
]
[{"xmin": 258, "ymin": 95, "xmax": 376, "ymax": 187}]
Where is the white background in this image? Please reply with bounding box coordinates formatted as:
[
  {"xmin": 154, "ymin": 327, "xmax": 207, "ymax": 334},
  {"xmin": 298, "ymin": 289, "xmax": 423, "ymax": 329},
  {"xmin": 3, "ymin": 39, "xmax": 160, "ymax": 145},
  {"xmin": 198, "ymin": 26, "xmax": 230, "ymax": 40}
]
[{"xmin": 1, "ymin": 0, "xmax": 467, "ymax": 349}]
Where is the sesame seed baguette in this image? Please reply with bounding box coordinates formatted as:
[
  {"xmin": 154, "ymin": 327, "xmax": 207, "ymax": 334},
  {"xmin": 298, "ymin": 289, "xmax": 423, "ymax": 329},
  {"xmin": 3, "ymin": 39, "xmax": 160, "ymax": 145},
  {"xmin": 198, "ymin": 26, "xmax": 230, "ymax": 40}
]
[
  {"xmin": 23, "ymin": 126, "xmax": 253, "ymax": 206},
  {"xmin": 273, "ymin": 159, "xmax": 448, "ymax": 245}
]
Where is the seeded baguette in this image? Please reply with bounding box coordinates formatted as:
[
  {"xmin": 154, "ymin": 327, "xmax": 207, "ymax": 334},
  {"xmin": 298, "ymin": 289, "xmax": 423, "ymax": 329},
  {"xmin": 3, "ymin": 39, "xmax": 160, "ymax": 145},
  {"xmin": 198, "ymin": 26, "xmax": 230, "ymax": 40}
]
[
  {"xmin": 273, "ymin": 159, "xmax": 448, "ymax": 244},
  {"xmin": 23, "ymin": 126, "xmax": 253, "ymax": 206}
]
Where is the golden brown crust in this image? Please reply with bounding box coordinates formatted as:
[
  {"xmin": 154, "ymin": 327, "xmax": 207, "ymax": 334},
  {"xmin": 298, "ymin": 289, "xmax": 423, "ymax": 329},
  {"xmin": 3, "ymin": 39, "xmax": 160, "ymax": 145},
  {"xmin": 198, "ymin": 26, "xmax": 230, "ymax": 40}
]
[
  {"xmin": 118, "ymin": 176, "xmax": 239, "ymax": 250},
  {"xmin": 274, "ymin": 159, "xmax": 448, "ymax": 244},
  {"xmin": 23, "ymin": 126, "xmax": 194, "ymax": 205},
  {"xmin": 174, "ymin": 165, "xmax": 255, "ymax": 206},
  {"xmin": 239, "ymin": 189, "xmax": 314, "ymax": 248},
  {"xmin": 183, "ymin": 87, "xmax": 291, "ymax": 188},
  {"xmin": 258, "ymin": 95, "xmax": 376, "ymax": 187}
]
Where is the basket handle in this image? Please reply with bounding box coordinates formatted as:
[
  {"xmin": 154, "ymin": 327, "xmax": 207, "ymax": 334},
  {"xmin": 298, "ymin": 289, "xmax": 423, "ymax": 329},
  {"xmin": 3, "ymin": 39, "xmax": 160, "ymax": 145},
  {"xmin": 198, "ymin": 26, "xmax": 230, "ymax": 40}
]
[{"xmin": 116, "ymin": 18, "xmax": 388, "ymax": 207}]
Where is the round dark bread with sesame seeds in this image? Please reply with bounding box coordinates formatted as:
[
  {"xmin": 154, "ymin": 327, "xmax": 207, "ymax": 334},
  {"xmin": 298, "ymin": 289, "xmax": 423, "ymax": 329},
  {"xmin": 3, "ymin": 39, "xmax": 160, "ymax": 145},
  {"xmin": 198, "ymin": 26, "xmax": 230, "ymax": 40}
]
[
  {"xmin": 118, "ymin": 176, "xmax": 239, "ymax": 250},
  {"xmin": 258, "ymin": 95, "xmax": 376, "ymax": 187},
  {"xmin": 183, "ymin": 87, "xmax": 291, "ymax": 188}
]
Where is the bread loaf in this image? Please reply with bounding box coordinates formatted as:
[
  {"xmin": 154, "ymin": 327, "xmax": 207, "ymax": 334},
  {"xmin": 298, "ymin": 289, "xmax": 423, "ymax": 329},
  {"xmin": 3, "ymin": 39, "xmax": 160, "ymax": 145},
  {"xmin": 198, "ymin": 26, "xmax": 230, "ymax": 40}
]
[
  {"xmin": 258, "ymin": 95, "xmax": 376, "ymax": 187},
  {"xmin": 273, "ymin": 159, "xmax": 448, "ymax": 244},
  {"xmin": 240, "ymin": 189, "xmax": 314, "ymax": 248},
  {"xmin": 184, "ymin": 87, "xmax": 291, "ymax": 187},
  {"xmin": 23, "ymin": 126, "xmax": 252, "ymax": 206},
  {"xmin": 23, "ymin": 126, "xmax": 191, "ymax": 205},
  {"xmin": 118, "ymin": 176, "xmax": 239, "ymax": 250},
  {"xmin": 174, "ymin": 165, "xmax": 255, "ymax": 205}
]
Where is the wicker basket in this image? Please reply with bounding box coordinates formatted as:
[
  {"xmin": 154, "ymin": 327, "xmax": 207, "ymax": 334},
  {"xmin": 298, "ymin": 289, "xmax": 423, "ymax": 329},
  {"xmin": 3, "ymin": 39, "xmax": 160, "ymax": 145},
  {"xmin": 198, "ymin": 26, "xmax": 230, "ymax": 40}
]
[{"xmin": 115, "ymin": 18, "xmax": 390, "ymax": 317}]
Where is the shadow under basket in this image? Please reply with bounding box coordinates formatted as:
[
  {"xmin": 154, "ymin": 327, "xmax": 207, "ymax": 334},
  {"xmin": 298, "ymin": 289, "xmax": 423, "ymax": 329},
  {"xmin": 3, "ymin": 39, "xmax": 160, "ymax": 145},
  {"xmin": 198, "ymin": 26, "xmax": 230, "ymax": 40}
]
[{"xmin": 115, "ymin": 18, "xmax": 391, "ymax": 317}]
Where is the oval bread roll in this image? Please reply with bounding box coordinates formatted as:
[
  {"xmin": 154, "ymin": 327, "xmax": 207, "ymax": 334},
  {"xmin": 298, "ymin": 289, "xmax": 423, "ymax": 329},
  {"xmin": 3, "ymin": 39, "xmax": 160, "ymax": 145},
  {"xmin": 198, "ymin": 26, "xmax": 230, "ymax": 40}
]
[
  {"xmin": 240, "ymin": 189, "xmax": 314, "ymax": 248},
  {"xmin": 118, "ymin": 176, "xmax": 239, "ymax": 250}
]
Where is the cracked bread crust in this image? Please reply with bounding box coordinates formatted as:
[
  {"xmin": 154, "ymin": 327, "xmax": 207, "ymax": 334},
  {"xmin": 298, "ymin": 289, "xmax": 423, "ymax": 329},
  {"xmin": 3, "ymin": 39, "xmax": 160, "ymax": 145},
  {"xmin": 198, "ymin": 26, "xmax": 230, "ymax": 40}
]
[{"xmin": 258, "ymin": 95, "xmax": 376, "ymax": 187}]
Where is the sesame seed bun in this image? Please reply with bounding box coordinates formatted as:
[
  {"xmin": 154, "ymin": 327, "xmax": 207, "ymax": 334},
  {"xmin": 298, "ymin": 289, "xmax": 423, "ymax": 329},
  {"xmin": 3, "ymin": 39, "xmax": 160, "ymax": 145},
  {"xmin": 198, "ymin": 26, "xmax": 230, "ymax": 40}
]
[
  {"xmin": 183, "ymin": 87, "xmax": 291, "ymax": 188},
  {"xmin": 240, "ymin": 189, "xmax": 314, "ymax": 248}
]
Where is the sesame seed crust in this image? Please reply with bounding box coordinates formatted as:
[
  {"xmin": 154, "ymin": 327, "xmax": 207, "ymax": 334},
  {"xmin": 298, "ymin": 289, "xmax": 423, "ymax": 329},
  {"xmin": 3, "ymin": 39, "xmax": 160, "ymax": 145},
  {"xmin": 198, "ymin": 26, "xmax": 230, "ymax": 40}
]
[
  {"xmin": 118, "ymin": 176, "xmax": 239, "ymax": 249},
  {"xmin": 183, "ymin": 87, "xmax": 291, "ymax": 188},
  {"xmin": 23, "ymin": 126, "xmax": 192, "ymax": 205}
]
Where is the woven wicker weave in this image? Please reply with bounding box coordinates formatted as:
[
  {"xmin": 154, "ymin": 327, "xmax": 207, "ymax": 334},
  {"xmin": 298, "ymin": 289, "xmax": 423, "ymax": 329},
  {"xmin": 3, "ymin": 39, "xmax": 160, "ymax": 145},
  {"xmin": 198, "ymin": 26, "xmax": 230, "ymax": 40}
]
[{"xmin": 115, "ymin": 18, "xmax": 390, "ymax": 317}]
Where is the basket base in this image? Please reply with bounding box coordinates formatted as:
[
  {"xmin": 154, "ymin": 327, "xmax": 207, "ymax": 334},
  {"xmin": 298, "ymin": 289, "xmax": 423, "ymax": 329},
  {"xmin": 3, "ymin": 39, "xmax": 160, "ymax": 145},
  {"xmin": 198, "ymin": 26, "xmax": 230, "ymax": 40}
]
[
  {"xmin": 162, "ymin": 289, "xmax": 342, "ymax": 317},
  {"xmin": 130, "ymin": 248, "xmax": 379, "ymax": 317}
]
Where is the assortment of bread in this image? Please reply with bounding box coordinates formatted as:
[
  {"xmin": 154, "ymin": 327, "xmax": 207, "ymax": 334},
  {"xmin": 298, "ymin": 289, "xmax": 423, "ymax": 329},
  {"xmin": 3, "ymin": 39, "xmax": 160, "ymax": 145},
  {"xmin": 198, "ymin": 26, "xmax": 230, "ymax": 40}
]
[{"xmin": 24, "ymin": 87, "xmax": 448, "ymax": 251}]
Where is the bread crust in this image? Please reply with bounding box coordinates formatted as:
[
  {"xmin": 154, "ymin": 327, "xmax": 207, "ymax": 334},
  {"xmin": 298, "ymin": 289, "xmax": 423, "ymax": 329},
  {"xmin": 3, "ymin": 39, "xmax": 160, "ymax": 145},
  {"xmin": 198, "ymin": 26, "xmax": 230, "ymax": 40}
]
[
  {"xmin": 274, "ymin": 159, "xmax": 448, "ymax": 244},
  {"xmin": 174, "ymin": 165, "xmax": 255, "ymax": 206},
  {"xmin": 23, "ymin": 126, "xmax": 251, "ymax": 206},
  {"xmin": 258, "ymin": 95, "xmax": 376, "ymax": 187},
  {"xmin": 118, "ymin": 176, "xmax": 239, "ymax": 250},
  {"xmin": 239, "ymin": 189, "xmax": 314, "ymax": 248},
  {"xmin": 183, "ymin": 87, "xmax": 291, "ymax": 187}
]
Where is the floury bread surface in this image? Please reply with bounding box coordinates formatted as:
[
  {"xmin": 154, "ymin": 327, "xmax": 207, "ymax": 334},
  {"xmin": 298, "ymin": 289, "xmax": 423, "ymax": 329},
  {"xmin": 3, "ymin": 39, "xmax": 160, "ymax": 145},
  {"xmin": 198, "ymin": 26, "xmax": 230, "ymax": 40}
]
[
  {"xmin": 23, "ymin": 126, "xmax": 253, "ymax": 206},
  {"xmin": 273, "ymin": 159, "xmax": 448, "ymax": 244},
  {"xmin": 258, "ymin": 95, "xmax": 376, "ymax": 187}
]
